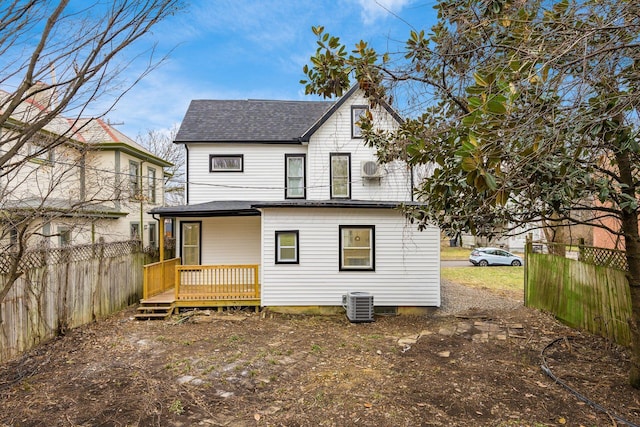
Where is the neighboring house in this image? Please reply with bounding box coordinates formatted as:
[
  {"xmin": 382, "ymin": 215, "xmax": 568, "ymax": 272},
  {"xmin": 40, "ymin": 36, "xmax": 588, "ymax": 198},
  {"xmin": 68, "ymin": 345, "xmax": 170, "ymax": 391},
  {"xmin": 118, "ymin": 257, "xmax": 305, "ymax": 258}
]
[
  {"xmin": 148, "ymin": 85, "xmax": 440, "ymax": 314},
  {"xmin": 0, "ymin": 85, "xmax": 172, "ymax": 250}
]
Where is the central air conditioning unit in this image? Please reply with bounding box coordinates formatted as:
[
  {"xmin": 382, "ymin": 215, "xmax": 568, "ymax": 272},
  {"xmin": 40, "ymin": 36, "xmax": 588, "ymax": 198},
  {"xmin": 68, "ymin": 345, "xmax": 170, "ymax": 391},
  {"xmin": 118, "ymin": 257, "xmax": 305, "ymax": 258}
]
[
  {"xmin": 361, "ymin": 160, "xmax": 382, "ymax": 179},
  {"xmin": 342, "ymin": 291, "xmax": 374, "ymax": 323}
]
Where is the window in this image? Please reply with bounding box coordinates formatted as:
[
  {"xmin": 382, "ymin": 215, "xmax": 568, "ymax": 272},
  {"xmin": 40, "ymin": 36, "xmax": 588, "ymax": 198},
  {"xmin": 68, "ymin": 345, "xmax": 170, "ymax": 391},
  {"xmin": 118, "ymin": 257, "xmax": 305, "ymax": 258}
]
[
  {"xmin": 58, "ymin": 227, "xmax": 71, "ymax": 246},
  {"xmin": 27, "ymin": 141, "xmax": 55, "ymax": 163},
  {"xmin": 285, "ymin": 154, "xmax": 305, "ymax": 199},
  {"xmin": 330, "ymin": 153, "xmax": 350, "ymax": 199},
  {"xmin": 148, "ymin": 222, "xmax": 157, "ymax": 248},
  {"xmin": 147, "ymin": 167, "xmax": 157, "ymax": 203},
  {"xmin": 276, "ymin": 230, "xmax": 299, "ymax": 264},
  {"xmin": 9, "ymin": 227, "xmax": 17, "ymax": 246},
  {"xmin": 181, "ymin": 222, "xmax": 201, "ymax": 265},
  {"xmin": 130, "ymin": 222, "xmax": 140, "ymax": 240},
  {"xmin": 339, "ymin": 225, "xmax": 375, "ymax": 271},
  {"xmin": 351, "ymin": 105, "xmax": 369, "ymax": 139},
  {"xmin": 129, "ymin": 161, "xmax": 140, "ymax": 198},
  {"xmin": 210, "ymin": 154, "xmax": 243, "ymax": 172}
]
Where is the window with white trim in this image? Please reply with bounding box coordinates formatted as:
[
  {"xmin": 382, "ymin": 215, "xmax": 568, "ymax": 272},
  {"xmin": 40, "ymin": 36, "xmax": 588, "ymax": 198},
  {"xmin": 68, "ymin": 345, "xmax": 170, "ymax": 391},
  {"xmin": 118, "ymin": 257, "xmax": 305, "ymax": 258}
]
[
  {"xmin": 210, "ymin": 154, "xmax": 243, "ymax": 172},
  {"xmin": 147, "ymin": 167, "xmax": 157, "ymax": 203},
  {"xmin": 285, "ymin": 154, "xmax": 305, "ymax": 199},
  {"xmin": 339, "ymin": 225, "xmax": 374, "ymax": 271},
  {"xmin": 330, "ymin": 153, "xmax": 350, "ymax": 199},
  {"xmin": 129, "ymin": 161, "xmax": 140, "ymax": 198},
  {"xmin": 58, "ymin": 227, "xmax": 71, "ymax": 246},
  {"xmin": 351, "ymin": 105, "xmax": 369, "ymax": 139},
  {"xmin": 275, "ymin": 230, "xmax": 299, "ymax": 264}
]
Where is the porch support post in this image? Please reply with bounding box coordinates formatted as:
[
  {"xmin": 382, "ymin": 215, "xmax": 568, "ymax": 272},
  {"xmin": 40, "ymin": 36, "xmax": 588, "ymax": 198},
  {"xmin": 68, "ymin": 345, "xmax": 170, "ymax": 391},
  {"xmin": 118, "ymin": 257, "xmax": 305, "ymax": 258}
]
[{"xmin": 159, "ymin": 217, "xmax": 165, "ymax": 262}]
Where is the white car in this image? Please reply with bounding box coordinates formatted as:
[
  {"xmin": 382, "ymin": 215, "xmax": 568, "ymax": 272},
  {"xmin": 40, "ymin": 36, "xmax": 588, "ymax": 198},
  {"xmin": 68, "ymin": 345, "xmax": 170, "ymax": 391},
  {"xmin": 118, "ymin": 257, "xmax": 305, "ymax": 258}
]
[{"xmin": 469, "ymin": 247, "xmax": 523, "ymax": 267}]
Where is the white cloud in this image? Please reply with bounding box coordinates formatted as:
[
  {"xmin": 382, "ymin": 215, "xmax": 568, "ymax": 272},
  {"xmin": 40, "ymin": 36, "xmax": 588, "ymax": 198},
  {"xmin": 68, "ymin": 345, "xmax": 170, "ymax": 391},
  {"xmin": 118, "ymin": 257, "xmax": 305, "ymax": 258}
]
[{"xmin": 356, "ymin": 0, "xmax": 413, "ymax": 25}]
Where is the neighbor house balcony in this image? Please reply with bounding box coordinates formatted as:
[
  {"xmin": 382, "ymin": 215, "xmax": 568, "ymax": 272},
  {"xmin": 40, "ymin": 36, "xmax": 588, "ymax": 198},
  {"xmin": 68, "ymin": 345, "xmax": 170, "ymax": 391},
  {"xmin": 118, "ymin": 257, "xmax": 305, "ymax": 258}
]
[{"xmin": 141, "ymin": 258, "xmax": 261, "ymax": 311}]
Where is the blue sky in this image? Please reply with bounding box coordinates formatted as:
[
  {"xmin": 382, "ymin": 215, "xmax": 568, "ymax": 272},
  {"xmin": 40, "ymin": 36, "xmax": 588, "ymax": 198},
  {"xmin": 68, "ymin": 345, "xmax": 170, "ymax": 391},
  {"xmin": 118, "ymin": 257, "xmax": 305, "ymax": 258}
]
[{"xmin": 103, "ymin": 0, "xmax": 438, "ymax": 139}]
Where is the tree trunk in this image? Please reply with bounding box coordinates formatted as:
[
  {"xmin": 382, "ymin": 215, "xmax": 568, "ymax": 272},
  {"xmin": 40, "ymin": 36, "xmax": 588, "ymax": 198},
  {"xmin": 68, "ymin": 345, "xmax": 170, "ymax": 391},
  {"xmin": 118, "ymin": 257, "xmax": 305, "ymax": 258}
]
[
  {"xmin": 615, "ymin": 147, "xmax": 640, "ymax": 387},
  {"xmin": 622, "ymin": 209, "xmax": 640, "ymax": 387}
]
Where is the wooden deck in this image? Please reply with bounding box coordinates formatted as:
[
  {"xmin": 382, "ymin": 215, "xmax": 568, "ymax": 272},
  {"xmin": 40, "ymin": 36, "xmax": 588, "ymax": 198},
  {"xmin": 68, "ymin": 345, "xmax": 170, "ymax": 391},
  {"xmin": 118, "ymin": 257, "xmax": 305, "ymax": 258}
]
[{"xmin": 140, "ymin": 261, "xmax": 261, "ymax": 318}]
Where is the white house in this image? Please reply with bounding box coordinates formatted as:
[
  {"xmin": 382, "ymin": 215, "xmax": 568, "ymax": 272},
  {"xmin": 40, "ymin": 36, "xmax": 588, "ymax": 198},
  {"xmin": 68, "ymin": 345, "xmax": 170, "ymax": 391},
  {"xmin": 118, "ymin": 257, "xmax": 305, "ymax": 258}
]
[
  {"xmin": 0, "ymin": 86, "xmax": 172, "ymax": 250},
  {"xmin": 149, "ymin": 86, "xmax": 440, "ymax": 315}
]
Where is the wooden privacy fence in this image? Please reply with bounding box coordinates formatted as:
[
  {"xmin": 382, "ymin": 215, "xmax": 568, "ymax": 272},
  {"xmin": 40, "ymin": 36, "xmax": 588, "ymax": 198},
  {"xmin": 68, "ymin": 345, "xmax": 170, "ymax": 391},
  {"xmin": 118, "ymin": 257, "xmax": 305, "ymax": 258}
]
[
  {"xmin": 525, "ymin": 239, "xmax": 631, "ymax": 346},
  {"xmin": 0, "ymin": 241, "xmax": 150, "ymax": 363}
]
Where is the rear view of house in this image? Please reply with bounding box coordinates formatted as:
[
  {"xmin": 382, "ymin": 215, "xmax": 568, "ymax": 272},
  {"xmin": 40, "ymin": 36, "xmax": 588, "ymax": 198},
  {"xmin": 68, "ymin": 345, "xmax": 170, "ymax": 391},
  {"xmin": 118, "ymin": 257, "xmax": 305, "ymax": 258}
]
[{"xmin": 148, "ymin": 85, "xmax": 440, "ymax": 314}]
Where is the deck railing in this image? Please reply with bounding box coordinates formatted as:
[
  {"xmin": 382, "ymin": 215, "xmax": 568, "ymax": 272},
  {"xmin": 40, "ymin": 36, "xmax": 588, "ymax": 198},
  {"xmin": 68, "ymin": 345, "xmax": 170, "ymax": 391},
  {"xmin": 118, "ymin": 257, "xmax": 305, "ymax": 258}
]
[
  {"xmin": 175, "ymin": 264, "xmax": 260, "ymax": 301},
  {"xmin": 143, "ymin": 258, "xmax": 181, "ymax": 298}
]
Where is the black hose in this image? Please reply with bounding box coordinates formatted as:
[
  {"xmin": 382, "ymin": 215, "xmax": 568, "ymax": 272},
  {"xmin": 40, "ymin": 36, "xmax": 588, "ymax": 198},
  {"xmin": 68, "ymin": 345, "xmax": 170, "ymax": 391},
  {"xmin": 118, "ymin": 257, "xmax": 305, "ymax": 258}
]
[{"xmin": 540, "ymin": 337, "xmax": 640, "ymax": 427}]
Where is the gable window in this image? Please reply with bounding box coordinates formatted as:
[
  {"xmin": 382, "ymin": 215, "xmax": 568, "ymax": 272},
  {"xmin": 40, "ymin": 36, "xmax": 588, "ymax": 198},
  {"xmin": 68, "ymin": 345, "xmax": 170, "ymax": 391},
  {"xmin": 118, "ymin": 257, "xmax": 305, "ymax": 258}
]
[
  {"xmin": 330, "ymin": 153, "xmax": 351, "ymax": 199},
  {"xmin": 181, "ymin": 222, "xmax": 201, "ymax": 265},
  {"xmin": 129, "ymin": 161, "xmax": 140, "ymax": 198},
  {"xmin": 147, "ymin": 167, "xmax": 157, "ymax": 203},
  {"xmin": 351, "ymin": 105, "xmax": 369, "ymax": 139},
  {"xmin": 285, "ymin": 154, "xmax": 306, "ymax": 199},
  {"xmin": 210, "ymin": 154, "xmax": 243, "ymax": 172},
  {"xmin": 276, "ymin": 230, "xmax": 299, "ymax": 264},
  {"xmin": 339, "ymin": 225, "xmax": 375, "ymax": 271}
]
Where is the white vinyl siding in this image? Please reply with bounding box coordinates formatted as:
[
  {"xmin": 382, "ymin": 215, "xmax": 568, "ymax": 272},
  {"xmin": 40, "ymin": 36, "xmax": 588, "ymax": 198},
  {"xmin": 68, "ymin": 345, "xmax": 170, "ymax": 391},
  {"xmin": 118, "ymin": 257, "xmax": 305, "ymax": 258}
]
[
  {"xmin": 188, "ymin": 144, "xmax": 306, "ymax": 204},
  {"xmin": 261, "ymin": 208, "xmax": 440, "ymax": 307},
  {"xmin": 177, "ymin": 216, "xmax": 261, "ymax": 266},
  {"xmin": 306, "ymin": 91, "xmax": 412, "ymax": 201}
]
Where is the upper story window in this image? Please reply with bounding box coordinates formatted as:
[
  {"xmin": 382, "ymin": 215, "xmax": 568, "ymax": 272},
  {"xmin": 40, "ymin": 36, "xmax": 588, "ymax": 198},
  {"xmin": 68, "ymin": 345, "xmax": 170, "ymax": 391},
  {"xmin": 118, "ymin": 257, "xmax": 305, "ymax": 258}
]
[
  {"xmin": 129, "ymin": 161, "xmax": 140, "ymax": 198},
  {"xmin": 147, "ymin": 167, "xmax": 157, "ymax": 203},
  {"xmin": 210, "ymin": 154, "xmax": 243, "ymax": 172},
  {"xmin": 285, "ymin": 154, "xmax": 306, "ymax": 199},
  {"xmin": 339, "ymin": 225, "xmax": 375, "ymax": 271},
  {"xmin": 27, "ymin": 141, "xmax": 55, "ymax": 163},
  {"xmin": 351, "ymin": 105, "xmax": 369, "ymax": 139},
  {"xmin": 330, "ymin": 153, "xmax": 351, "ymax": 199}
]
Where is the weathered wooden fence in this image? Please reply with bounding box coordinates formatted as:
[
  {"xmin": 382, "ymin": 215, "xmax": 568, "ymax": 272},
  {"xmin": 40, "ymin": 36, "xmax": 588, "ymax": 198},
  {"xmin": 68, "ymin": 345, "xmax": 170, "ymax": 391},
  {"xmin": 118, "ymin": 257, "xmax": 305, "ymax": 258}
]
[
  {"xmin": 0, "ymin": 241, "xmax": 152, "ymax": 363},
  {"xmin": 525, "ymin": 239, "xmax": 631, "ymax": 346}
]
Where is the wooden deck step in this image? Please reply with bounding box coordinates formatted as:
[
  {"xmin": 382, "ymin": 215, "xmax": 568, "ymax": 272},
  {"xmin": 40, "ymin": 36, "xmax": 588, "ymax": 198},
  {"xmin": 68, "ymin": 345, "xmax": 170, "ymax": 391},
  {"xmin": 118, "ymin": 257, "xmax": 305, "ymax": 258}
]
[{"xmin": 135, "ymin": 302, "xmax": 175, "ymax": 320}]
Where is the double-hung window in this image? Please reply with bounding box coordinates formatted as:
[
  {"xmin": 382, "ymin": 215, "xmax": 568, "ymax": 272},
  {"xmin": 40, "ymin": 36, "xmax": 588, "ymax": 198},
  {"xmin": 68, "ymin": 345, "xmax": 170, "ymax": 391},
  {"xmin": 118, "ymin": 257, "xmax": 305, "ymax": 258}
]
[
  {"xmin": 351, "ymin": 105, "xmax": 369, "ymax": 139},
  {"xmin": 147, "ymin": 167, "xmax": 157, "ymax": 203},
  {"xmin": 210, "ymin": 154, "xmax": 243, "ymax": 172},
  {"xmin": 129, "ymin": 161, "xmax": 140, "ymax": 199},
  {"xmin": 330, "ymin": 153, "xmax": 350, "ymax": 199},
  {"xmin": 285, "ymin": 154, "xmax": 305, "ymax": 199},
  {"xmin": 275, "ymin": 230, "xmax": 299, "ymax": 264},
  {"xmin": 339, "ymin": 225, "xmax": 375, "ymax": 271}
]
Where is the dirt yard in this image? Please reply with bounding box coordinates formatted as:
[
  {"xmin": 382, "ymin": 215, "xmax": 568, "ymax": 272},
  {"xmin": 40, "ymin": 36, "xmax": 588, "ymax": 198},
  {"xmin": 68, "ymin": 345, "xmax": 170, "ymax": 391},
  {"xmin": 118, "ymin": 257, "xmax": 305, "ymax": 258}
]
[{"xmin": 1, "ymin": 290, "xmax": 639, "ymax": 426}]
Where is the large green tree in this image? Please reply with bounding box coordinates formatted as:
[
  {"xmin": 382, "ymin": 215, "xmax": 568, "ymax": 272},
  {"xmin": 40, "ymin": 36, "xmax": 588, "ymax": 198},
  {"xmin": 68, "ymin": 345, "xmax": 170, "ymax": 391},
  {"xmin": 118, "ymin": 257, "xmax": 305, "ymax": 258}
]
[{"xmin": 302, "ymin": 0, "xmax": 640, "ymax": 385}]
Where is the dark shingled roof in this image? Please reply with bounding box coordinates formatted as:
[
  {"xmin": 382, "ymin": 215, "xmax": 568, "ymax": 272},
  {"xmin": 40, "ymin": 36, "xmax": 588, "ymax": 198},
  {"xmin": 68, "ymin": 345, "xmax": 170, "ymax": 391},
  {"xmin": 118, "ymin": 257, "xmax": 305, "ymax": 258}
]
[
  {"xmin": 149, "ymin": 199, "xmax": 420, "ymax": 217},
  {"xmin": 174, "ymin": 99, "xmax": 335, "ymax": 143}
]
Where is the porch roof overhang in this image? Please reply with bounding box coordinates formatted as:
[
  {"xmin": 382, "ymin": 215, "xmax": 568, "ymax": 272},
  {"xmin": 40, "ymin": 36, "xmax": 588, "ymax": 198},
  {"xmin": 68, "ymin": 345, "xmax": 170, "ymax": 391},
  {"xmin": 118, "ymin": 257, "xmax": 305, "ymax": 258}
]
[
  {"xmin": 150, "ymin": 199, "xmax": 420, "ymax": 218},
  {"xmin": 149, "ymin": 200, "xmax": 261, "ymax": 217}
]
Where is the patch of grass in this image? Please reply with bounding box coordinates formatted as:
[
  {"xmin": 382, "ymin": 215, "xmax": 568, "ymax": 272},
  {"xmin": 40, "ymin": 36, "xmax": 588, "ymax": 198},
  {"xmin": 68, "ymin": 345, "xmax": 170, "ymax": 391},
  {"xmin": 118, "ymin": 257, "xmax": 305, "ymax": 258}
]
[
  {"xmin": 440, "ymin": 246, "xmax": 471, "ymax": 260},
  {"xmin": 168, "ymin": 399, "xmax": 184, "ymax": 415},
  {"xmin": 441, "ymin": 266, "xmax": 524, "ymax": 293}
]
